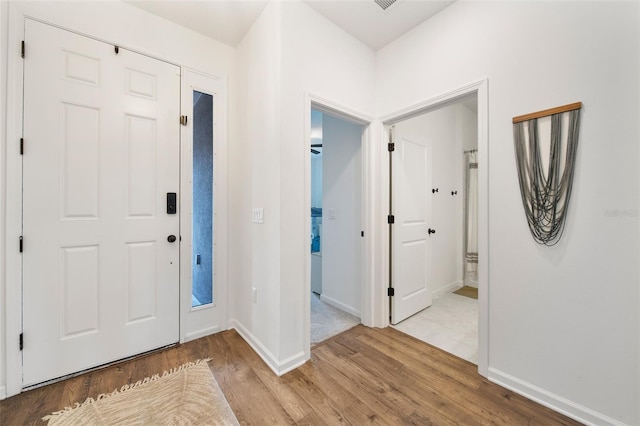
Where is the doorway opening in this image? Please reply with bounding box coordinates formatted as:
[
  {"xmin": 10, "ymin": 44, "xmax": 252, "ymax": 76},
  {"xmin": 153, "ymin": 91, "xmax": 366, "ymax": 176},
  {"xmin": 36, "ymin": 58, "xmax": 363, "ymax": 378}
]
[
  {"xmin": 309, "ymin": 107, "xmax": 363, "ymax": 345},
  {"xmin": 389, "ymin": 95, "xmax": 480, "ymax": 365}
]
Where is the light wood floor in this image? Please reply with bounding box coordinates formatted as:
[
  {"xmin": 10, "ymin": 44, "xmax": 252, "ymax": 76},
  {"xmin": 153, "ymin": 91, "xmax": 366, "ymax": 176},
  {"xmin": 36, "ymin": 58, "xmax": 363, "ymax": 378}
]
[{"xmin": 1, "ymin": 325, "xmax": 581, "ymax": 425}]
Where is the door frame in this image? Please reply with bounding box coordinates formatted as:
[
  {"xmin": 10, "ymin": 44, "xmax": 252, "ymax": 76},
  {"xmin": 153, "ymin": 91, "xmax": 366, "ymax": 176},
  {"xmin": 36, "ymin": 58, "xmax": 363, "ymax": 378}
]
[
  {"xmin": 179, "ymin": 68, "xmax": 229, "ymax": 343},
  {"xmin": 379, "ymin": 79, "xmax": 489, "ymax": 377},
  {"xmin": 5, "ymin": 3, "xmax": 26, "ymax": 399},
  {"xmin": 4, "ymin": 5, "xmax": 229, "ymax": 397},
  {"xmin": 302, "ymin": 93, "xmax": 373, "ymax": 358}
]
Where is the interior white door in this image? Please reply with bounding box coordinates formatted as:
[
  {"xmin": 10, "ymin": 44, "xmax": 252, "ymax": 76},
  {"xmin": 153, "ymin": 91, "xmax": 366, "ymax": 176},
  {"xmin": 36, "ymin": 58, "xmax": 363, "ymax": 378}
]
[
  {"xmin": 22, "ymin": 20, "xmax": 180, "ymax": 386},
  {"xmin": 390, "ymin": 127, "xmax": 433, "ymax": 324}
]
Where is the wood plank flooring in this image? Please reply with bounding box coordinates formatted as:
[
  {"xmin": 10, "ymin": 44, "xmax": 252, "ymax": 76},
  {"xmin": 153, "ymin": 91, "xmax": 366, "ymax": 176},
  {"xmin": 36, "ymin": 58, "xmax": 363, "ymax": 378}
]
[{"xmin": 0, "ymin": 325, "xmax": 581, "ymax": 425}]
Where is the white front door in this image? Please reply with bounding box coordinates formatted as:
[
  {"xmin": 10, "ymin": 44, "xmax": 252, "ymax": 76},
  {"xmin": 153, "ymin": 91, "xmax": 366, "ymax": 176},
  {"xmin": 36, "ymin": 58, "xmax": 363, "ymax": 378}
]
[
  {"xmin": 22, "ymin": 20, "xmax": 180, "ymax": 386},
  {"xmin": 390, "ymin": 127, "xmax": 432, "ymax": 324}
]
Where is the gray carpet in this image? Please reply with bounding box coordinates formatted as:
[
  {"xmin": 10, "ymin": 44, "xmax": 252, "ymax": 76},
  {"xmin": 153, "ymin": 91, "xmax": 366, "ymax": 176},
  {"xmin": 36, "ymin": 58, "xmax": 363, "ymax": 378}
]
[{"xmin": 311, "ymin": 293, "xmax": 360, "ymax": 345}]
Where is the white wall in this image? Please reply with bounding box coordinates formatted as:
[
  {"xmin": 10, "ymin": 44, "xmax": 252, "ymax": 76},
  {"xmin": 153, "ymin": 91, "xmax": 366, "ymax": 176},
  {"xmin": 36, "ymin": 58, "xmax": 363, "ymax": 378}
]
[
  {"xmin": 230, "ymin": 1, "xmax": 375, "ymax": 371},
  {"xmin": 376, "ymin": 2, "xmax": 639, "ymax": 424},
  {"xmin": 459, "ymin": 103, "xmax": 478, "ymax": 153},
  {"xmin": 395, "ymin": 103, "xmax": 477, "ymax": 296},
  {"xmin": 231, "ymin": 1, "xmax": 283, "ymax": 362},
  {"xmin": 278, "ymin": 1, "xmax": 375, "ymax": 361},
  {"xmin": 321, "ymin": 113, "xmax": 362, "ymax": 316},
  {"xmin": 1, "ymin": 0, "xmax": 235, "ymax": 397},
  {"xmin": 10, "ymin": 1, "xmax": 234, "ymax": 75}
]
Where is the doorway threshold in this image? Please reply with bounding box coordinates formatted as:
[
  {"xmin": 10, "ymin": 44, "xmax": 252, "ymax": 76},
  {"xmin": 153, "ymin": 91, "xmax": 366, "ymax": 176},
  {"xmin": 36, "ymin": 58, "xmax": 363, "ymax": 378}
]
[{"xmin": 22, "ymin": 343, "xmax": 179, "ymax": 392}]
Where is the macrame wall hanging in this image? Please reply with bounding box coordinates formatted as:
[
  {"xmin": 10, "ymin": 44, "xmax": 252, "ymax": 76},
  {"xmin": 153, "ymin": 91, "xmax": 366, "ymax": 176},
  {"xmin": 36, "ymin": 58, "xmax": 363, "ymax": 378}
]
[{"xmin": 512, "ymin": 102, "xmax": 582, "ymax": 246}]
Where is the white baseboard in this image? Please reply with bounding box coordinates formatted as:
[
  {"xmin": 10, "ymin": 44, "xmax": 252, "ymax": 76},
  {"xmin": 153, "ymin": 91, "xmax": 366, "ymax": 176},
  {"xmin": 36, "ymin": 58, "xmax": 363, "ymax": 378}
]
[
  {"xmin": 184, "ymin": 325, "xmax": 222, "ymax": 343},
  {"xmin": 228, "ymin": 319, "xmax": 308, "ymax": 376},
  {"xmin": 0, "ymin": 385, "xmax": 6, "ymax": 400},
  {"xmin": 319, "ymin": 294, "xmax": 360, "ymax": 318},
  {"xmin": 488, "ymin": 368, "xmax": 626, "ymax": 426},
  {"xmin": 432, "ymin": 281, "xmax": 463, "ymax": 299}
]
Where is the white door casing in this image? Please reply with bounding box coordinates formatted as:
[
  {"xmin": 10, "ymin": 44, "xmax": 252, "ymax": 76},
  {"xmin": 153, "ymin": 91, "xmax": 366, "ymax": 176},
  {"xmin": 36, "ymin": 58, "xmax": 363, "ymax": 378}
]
[
  {"xmin": 22, "ymin": 19, "xmax": 180, "ymax": 386},
  {"xmin": 390, "ymin": 127, "xmax": 433, "ymax": 324},
  {"xmin": 180, "ymin": 68, "xmax": 228, "ymax": 342}
]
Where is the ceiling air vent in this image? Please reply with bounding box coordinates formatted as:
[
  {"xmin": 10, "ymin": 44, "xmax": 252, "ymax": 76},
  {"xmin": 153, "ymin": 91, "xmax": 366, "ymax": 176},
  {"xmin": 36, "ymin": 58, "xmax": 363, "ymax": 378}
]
[{"xmin": 374, "ymin": 0, "xmax": 397, "ymax": 11}]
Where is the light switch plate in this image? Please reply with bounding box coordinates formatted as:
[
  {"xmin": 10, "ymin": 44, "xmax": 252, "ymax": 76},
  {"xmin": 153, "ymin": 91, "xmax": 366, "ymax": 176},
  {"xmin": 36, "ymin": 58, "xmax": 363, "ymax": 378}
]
[{"xmin": 252, "ymin": 208, "xmax": 264, "ymax": 223}]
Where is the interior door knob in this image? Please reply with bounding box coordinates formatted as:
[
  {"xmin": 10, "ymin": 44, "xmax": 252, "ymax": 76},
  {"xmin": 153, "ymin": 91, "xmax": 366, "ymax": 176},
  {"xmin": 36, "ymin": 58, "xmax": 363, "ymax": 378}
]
[
  {"xmin": 428, "ymin": 228, "xmax": 436, "ymax": 235},
  {"xmin": 167, "ymin": 235, "xmax": 177, "ymax": 243}
]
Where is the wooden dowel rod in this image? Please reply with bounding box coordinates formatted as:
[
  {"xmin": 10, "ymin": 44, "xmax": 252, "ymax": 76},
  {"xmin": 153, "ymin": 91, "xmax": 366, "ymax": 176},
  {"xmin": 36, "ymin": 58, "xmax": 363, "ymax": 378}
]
[{"xmin": 512, "ymin": 102, "xmax": 582, "ymax": 123}]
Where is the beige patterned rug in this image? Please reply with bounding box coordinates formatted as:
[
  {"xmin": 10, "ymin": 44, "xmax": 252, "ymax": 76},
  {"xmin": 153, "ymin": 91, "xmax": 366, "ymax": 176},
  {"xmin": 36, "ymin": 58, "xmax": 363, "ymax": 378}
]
[{"xmin": 43, "ymin": 359, "xmax": 239, "ymax": 425}]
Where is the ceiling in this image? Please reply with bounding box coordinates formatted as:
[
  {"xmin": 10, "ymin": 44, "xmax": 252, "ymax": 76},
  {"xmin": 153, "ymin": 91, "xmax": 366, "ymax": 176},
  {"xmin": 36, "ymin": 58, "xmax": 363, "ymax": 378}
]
[
  {"xmin": 124, "ymin": 0, "xmax": 270, "ymax": 48},
  {"xmin": 304, "ymin": 0, "xmax": 454, "ymax": 50},
  {"xmin": 125, "ymin": 0, "xmax": 454, "ymax": 50}
]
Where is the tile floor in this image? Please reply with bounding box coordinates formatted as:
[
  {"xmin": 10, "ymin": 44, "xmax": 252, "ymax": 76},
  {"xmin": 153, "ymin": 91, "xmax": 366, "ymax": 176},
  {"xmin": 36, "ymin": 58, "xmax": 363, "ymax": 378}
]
[{"xmin": 392, "ymin": 290, "xmax": 478, "ymax": 364}]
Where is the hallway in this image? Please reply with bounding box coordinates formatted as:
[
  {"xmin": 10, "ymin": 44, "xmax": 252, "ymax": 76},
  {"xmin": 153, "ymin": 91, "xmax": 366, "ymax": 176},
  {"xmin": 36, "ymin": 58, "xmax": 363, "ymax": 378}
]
[{"xmin": 0, "ymin": 326, "xmax": 579, "ymax": 425}]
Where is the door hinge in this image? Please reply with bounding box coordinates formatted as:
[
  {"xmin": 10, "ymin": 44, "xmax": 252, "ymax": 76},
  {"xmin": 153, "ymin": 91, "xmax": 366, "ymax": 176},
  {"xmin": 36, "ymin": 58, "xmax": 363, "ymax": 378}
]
[
  {"xmin": 20, "ymin": 138, "xmax": 24, "ymax": 155},
  {"xmin": 388, "ymin": 142, "xmax": 395, "ymax": 152},
  {"xmin": 180, "ymin": 115, "xmax": 188, "ymax": 126},
  {"xmin": 19, "ymin": 333, "xmax": 23, "ymax": 351},
  {"xmin": 387, "ymin": 214, "xmax": 394, "ymax": 224},
  {"xmin": 361, "ymin": 231, "xmax": 364, "ymax": 237},
  {"xmin": 387, "ymin": 287, "xmax": 395, "ymax": 297},
  {"xmin": 114, "ymin": 45, "xmax": 119, "ymax": 55},
  {"xmin": 19, "ymin": 236, "xmax": 23, "ymax": 253},
  {"xmin": 21, "ymin": 40, "xmax": 25, "ymax": 58}
]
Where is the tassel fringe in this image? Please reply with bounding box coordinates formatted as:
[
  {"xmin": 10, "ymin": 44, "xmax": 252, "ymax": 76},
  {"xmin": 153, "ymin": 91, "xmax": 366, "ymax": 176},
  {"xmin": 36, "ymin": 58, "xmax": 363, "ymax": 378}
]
[{"xmin": 42, "ymin": 358, "xmax": 212, "ymax": 422}]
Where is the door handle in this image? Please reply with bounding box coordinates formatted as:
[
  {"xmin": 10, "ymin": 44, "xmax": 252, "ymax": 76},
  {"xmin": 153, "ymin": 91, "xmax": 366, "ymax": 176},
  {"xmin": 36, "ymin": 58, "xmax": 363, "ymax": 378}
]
[
  {"xmin": 167, "ymin": 235, "xmax": 177, "ymax": 243},
  {"xmin": 428, "ymin": 228, "xmax": 436, "ymax": 235}
]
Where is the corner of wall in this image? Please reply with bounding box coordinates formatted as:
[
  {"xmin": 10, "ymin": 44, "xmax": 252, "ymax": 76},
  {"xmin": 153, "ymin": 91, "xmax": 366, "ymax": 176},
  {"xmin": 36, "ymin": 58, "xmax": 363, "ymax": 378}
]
[
  {"xmin": 233, "ymin": 0, "xmax": 288, "ymax": 367},
  {"xmin": 229, "ymin": 319, "xmax": 307, "ymax": 376}
]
